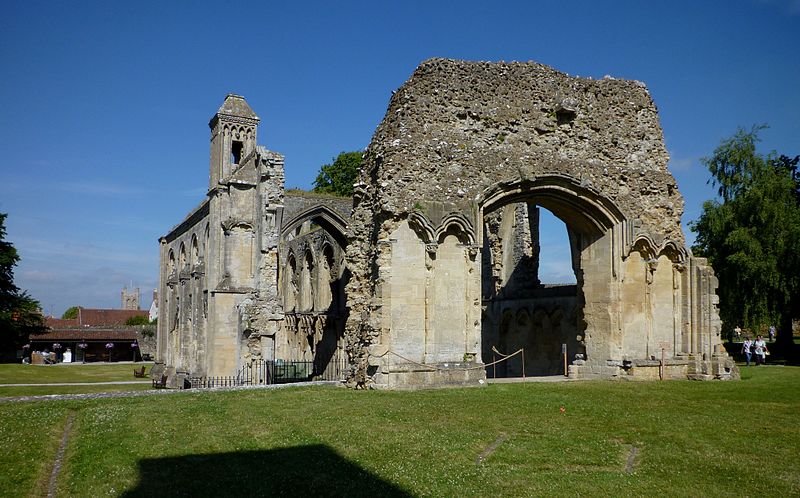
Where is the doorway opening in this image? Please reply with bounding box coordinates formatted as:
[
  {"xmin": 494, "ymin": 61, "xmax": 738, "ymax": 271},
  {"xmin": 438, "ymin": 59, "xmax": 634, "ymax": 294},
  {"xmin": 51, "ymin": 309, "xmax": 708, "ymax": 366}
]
[{"xmin": 481, "ymin": 202, "xmax": 583, "ymax": 377}]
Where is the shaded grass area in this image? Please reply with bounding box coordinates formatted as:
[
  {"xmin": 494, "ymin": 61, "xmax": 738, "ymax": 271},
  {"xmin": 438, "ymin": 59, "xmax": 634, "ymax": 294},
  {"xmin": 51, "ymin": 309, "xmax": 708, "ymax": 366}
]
[
  {"xmin": 1, "ymin": 367, "xmax": 798, "ymax": 497},
  {"xmin": 0, "ymin": 363, "xmax": 154, "ymax": 384}
]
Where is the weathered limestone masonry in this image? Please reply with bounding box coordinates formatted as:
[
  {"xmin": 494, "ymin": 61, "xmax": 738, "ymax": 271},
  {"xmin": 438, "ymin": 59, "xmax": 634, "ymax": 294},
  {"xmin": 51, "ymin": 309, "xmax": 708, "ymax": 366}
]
[
  {"xmin": 157, "ymin": 95, "xmax": 351, "ymax": 387},
  {"xmin": 345, "ymin": 59, "xmax": 737, "ymax": 388},
  {"xmin": 158, "ymin": 61, "xmax": 737, "ymax": 389}
]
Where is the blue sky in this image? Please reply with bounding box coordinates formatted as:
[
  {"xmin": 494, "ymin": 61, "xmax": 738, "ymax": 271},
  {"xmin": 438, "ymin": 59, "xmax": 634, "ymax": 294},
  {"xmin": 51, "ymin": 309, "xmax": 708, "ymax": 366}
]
[{"xmin": 1, "ymin": 0, "xmax": 798, "ymax": 316}]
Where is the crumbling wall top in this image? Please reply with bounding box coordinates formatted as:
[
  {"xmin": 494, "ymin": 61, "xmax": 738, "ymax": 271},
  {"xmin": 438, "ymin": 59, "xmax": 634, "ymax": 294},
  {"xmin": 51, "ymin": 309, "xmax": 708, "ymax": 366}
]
[{"xmin": 360, "ymin": 58, "xmax": 683, "ymax": 243}]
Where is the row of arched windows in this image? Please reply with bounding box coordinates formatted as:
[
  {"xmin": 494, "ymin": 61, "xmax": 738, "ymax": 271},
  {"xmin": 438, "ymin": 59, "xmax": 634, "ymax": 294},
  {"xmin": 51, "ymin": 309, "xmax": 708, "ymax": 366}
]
[
  {"xmin": 165, "ymin": 224, "xmax": 211, "ymax": 335},
  {"xmin": 167, "ymin": 224, "xmax": 211, "ymax": 276},
  {"xmin": 283, "ymin": 243, "xmax": 337, "ymax": 314}
]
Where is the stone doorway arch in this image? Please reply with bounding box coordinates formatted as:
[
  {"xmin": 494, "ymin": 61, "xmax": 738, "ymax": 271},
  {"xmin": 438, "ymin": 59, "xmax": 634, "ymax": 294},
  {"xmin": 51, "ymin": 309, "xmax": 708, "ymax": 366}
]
[{"xmin": 478, "ymin": 175, "xmax": 624, "ymax": 378}]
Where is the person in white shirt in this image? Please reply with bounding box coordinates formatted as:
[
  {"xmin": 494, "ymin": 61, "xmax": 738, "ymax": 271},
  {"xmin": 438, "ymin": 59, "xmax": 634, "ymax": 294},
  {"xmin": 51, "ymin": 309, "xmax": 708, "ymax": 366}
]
[
  {"xmin": 753, "ymin": 335, "xmax": 769, "ymax": 365},
  {"xmin": 741, "ymin": 337, "xmax": 753, "ymax": 366}
]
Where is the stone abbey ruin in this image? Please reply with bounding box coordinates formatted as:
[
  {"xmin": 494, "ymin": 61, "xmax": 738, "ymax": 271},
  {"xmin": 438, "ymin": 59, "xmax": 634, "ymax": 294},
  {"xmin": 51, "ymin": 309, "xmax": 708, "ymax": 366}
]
[{"xmin": 157, "ymin": 59, "xmax": 737, "ymax": 389}]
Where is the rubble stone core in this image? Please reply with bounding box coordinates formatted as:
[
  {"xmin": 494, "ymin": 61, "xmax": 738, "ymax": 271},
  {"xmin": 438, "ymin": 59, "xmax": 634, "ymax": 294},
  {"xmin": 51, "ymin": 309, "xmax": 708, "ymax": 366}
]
[{"xmin": 344, "ymin": 58, "xmax": 737, "ymax": 388}]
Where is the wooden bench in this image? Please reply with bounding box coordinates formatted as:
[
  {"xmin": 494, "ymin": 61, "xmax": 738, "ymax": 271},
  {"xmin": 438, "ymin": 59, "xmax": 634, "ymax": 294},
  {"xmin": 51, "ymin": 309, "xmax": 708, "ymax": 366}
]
[
  {"xmin": 152, "ymin": 374, "xmax": 168, "ymax": 388},
  {"xmin": 133, "ymin": 366, "xmax": 146, "ymax": 378}
]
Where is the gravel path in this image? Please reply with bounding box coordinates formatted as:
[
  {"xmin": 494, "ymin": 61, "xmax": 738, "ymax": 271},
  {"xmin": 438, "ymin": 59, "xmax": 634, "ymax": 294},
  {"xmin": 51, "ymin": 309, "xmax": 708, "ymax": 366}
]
[
  {"xmin": 47, "ymin": 411, "xmax": 75, "ymax": 498},
  {"xmin": 0, "ymin": 380, "xmax": 341, "ymax": 403},
  {"xmin": 1, "ymin": 381, "xmax": 152, "ymax": 386}
]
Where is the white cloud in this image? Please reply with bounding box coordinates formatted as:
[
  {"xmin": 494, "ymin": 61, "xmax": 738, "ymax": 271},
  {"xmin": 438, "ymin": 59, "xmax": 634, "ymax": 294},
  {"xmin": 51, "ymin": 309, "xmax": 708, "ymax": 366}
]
[
  {"xmin": 15, "ymin": 237, "xmax": 155, "ymax": 268},
  {"xmin": 668, "ymin": 157, "xmax": 695, "ymax": 172},
  {"xmin": 12, "ymin": 233, "xmax": 158, "ymax": 316},
  {"xmin": 19, "ymin": 261, "xmax": 157, "ymax": 317},
  {"xmin": 539, "ymin": 258, "xmax": 576, "ymax": 284}
]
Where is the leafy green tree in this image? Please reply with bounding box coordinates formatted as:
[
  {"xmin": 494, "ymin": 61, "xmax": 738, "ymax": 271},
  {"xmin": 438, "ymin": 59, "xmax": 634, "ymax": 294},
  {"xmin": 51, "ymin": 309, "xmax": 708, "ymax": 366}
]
[
  {"xmin": 124, "ymin": 315, "xmax": 151, "ymax": 326},
  {"xmin": 312, "ymin": 151, "xmax": 363, "ymax": 197},
  {"xmin": 0, "ymin": 213, "xmax": 46, "ymax": 361},
  {"xmin": 62, "ymin": 306, "xmax": 79, "ymax": 319},
  {"xmin": 691, "ymin": 127, "xmax": 800, "ymax": 350}
]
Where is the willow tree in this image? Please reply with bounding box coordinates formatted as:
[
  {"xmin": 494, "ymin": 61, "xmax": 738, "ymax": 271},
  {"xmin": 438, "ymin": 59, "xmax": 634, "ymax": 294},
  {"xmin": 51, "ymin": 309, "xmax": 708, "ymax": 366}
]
[{"xmin": 691, "ymin": 126, "xmax": 800, "ymax": 350}]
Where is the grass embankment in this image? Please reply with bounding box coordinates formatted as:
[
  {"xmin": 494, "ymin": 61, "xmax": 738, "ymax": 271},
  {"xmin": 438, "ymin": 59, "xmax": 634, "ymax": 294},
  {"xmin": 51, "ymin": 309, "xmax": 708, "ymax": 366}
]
[
  {"xmin": 0, "ymin": 363, "xmax": 153, "ymax": 397},
  {"xmin": 1, "ymin": 366, "xmax": 798, "ymax": 497}
]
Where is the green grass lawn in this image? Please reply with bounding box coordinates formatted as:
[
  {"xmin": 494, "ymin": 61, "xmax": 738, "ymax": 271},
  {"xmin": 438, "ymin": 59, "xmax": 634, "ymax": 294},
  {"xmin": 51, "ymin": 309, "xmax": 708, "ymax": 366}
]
[
  {"xmin": 1, "ymin": 366, "xmax": 798, "ymax": 497},
  {"xmin": 0, "ymin": 363, "xmax": 154, "ymax": 397},
  {"xmin": 0, "ymin": 363, "xmax": 154, "ymax": 384}
]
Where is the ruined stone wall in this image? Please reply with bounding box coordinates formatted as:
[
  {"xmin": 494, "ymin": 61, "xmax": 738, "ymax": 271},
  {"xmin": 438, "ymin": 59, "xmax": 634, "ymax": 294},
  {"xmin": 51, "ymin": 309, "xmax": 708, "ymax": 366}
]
[
  {"xmin": 236, "ymin": 147, "xmax": 286, "ymax": 367},
  {"xmin": 345, "ymin": 59, "xmax": 733, "ymax": 387},
  {"xmin": 156, "ymin": 83, "xmax": 735, "ymax": 389},
  {"xmin": 483, "ymin": 203, "xmax": 541, "ymax": 300},
  {"xmin": 483, "ymin": 290, "xmax": 579, "ymax": 377},
  {"xmin": 284, "ymin": 193, "xmax": 352, "ymax": 223},
  {"xmin": 157, "ymin": 198, "xmax": 211, "ymax": 378},
  {"xmin": 352, "ymin": 58, "xmax": 682, "ymax": 241}
]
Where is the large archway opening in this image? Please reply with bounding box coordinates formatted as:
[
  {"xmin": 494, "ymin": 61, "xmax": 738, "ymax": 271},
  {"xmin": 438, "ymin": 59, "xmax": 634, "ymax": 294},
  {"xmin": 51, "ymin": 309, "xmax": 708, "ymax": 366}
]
[
  {"xmin": 277, "ymin": 206, "xmax": 350, "ymax": 379},
  {"xmin": 479, "ymin": 176, "xmax": 624, "ymax": 378}
]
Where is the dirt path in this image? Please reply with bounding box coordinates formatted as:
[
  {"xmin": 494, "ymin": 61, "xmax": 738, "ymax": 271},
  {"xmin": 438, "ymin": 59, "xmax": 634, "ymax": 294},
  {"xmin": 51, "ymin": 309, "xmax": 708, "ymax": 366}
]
[
  {"xmin": 0, "ymin": 380, "xmax": 341, "ymax": 403},
  {"xmin": 47, "ymin": 411, "xmax": 75, "ymax": 498},
  {"xmin": 0, "ymin": 381, "xmax": 151, "ymax": 386}
]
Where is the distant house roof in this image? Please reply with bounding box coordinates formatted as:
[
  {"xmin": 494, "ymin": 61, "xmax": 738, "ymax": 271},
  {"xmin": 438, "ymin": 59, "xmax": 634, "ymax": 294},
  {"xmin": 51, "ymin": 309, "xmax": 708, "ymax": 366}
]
[
  {"xmin": 31, "ymin": 328, "xmax": 139, "ymax": 341},
  {"xmin": 46, "ymin": 308, "xmax": 149, "ymax": 328},
  {"xmin": 45, "ymin": 318, "xmax": 79, "ymax": 328}
]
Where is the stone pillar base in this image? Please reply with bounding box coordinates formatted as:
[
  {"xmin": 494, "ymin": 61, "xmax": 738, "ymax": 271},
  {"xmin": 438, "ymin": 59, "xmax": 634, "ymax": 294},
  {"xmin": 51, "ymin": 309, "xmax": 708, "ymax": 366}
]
[
  {"xmin": 569, "ymin": 355, "xmax": 740, "ymax": 381},
  {"xmin": 568, "ymin": 360, "xmax": 621, "ymax": 379}
]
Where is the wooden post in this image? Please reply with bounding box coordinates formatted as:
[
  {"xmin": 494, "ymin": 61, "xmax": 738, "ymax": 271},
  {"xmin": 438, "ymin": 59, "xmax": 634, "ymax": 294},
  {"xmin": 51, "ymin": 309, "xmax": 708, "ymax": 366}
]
[
  {"xmin": 522, "ymin": 349, "xmax": 525, "ymax": 380},
  {"xmin": 562, "ymin": 343, "xmax": 568, "ymax": 377},
  {"xmin": 658, "ymin": 341, "xmax": 671, "ymax": 381}
]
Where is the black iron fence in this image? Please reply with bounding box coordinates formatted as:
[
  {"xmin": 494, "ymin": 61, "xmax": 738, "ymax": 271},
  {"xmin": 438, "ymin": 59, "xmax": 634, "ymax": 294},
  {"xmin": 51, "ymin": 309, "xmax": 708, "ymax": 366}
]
[{"xmin": 189, "ymin": 358, "xmax": 348, "ymax": 389}]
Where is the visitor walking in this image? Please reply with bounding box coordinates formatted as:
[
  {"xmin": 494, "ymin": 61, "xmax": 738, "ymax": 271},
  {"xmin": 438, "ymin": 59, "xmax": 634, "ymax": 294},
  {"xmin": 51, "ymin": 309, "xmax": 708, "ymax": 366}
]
[
  {"xmin": 734, "ymin": 325, "xmax": 742, "ymax": 340},
  {"xmin": 753, "ymin": 335, "xmax": 769, "ymax": 365},
  {"xmin": 769, "ymin": 325, "xmax": 776, "ymax": 342},
  {"xmin": 741, "ymin": 337, "xmax": 753, "ymax": 366}
]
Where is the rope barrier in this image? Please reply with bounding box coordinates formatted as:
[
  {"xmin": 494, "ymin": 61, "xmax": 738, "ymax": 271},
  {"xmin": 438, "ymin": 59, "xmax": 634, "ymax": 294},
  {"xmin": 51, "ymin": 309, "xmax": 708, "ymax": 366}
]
[{"xmin": 383, "ymin": 347, "xmax": 524, "ymax": 372}]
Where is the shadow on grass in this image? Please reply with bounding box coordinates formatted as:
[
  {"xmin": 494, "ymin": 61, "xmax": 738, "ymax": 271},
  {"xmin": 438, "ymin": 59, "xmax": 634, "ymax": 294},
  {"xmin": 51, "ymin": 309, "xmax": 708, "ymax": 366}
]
[{"xmin": 120, "ymin": 444, "xmax": 413, "ymax": 497}]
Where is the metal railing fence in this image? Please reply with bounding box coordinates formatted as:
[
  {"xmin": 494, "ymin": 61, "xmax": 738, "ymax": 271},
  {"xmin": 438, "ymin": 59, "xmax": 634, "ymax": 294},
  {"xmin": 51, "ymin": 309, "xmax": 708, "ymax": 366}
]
[{"xmin": 190, "ymin": 358, "xmax": 348, "ymax": 389}]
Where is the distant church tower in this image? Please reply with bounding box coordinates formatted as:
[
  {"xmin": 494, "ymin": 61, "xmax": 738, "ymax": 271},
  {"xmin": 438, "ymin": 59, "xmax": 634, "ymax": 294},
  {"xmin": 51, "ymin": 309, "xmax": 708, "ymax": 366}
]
[{"xmin": 121, "ymin": 286, "xmax": 140, "ymax": 310}]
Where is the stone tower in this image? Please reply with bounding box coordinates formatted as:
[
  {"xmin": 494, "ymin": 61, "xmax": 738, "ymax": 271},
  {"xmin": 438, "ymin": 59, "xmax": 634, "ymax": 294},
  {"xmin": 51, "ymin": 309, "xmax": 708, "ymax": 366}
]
[
  {"xmin": 121, "ymin": 286, "xmax": 140, "ymax": 310},
  {"xmin": 158, "ymin": 93, "xmax": 289, "ymax": 381},
  {"xmin": 208, "ymin": 94, "xmax": 260, "ymax": 188}
]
